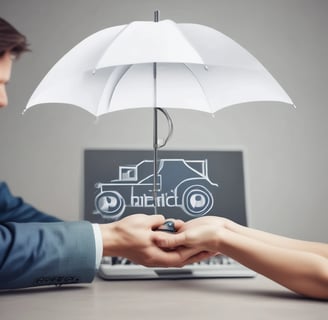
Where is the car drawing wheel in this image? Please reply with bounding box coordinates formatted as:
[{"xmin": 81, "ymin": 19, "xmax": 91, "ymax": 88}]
[
  {"xmin": 182, "ymin": 185, "xmax": 214, "ymax": 217},
  {"xmin": 95, "ymin": 191, "xmax": 125, "ymax": 219}
]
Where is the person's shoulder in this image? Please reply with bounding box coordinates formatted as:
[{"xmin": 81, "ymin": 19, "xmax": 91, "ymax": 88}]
[
  {"xmin": 0, "ymin": 181, "xmax": 8, "ymax": 188},
  {"xmin": 0, "ymin": 181, "xmax": 11, "ymax": 197}
]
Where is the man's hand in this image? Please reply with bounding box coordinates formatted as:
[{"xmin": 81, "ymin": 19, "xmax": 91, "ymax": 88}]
[{"xmin": 99, "ymin": 214, "xmax": 212, "ymax": 267}]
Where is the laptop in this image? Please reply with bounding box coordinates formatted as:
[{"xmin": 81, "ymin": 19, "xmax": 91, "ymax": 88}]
[{"xmin": 84, "ymin": 149, "xmax": 256, "ymax": 279}]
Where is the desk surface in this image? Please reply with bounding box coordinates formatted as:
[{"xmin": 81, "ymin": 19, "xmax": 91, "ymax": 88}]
[{"xmin": 0, "ymin": 275, "xmax": 326, "ymax": 320}]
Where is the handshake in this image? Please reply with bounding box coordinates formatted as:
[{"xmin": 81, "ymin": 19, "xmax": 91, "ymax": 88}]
[{"xmin": 98, "ymin": 213, "xmax": 227, "ymax": 267}]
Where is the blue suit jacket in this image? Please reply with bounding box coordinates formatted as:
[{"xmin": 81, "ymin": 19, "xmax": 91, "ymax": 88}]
[{"xmin": 0, "ymin": 182, "xmax": 96, "ymax": 289}]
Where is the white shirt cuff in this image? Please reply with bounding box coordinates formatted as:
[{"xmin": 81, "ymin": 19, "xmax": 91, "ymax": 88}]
[{"xmin": 92, "ymin": 224, "xmax": 103, "ymax": 269}]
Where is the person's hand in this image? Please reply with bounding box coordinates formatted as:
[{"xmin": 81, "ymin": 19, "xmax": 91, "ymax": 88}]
[
  {"xmin": 99, "ymin": 214, "xmax": 212, "ymax": 267},
  {"xmin": 154, "ymin": 216, "xmax": 230, "ymax": 253}
]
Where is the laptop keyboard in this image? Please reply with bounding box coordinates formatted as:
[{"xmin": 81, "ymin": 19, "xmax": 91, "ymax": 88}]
[
  {"xmin": 98, "ymin": 254, "xmax": 256, "ymax": 279},
  {"xmin": 101, "ymin": 255, "xmax": 238, "ymax": 266}
]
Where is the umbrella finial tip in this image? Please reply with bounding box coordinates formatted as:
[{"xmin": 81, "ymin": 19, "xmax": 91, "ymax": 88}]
[{"xmin": 154, "ymin": 10, "xmax": 160, "ymax": 22}]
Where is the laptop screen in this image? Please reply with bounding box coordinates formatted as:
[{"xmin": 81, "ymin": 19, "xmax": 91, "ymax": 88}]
[{"xmin": 84, "ymin": 149, "xmax": 248, "ymax": 226}]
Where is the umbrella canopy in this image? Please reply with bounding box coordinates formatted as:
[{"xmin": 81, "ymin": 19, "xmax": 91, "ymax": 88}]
[{"xmin": 25, "ymin": 19, "xmax": 293, "ymax": 115}]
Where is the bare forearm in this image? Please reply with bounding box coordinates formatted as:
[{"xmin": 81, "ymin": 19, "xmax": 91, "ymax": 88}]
[
  {"xmin": 219, "ymin": 229, "xmax": 328, "ymax": 299},
  {"xmin": 227, "ymin": 221, "xmax": 328, "ymax": 258},
  {"xmin": 154, "ymin": 216, "xmax": 328, "ymax": 298}
]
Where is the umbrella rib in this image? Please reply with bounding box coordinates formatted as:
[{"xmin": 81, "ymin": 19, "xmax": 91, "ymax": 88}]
[
  {"xmin": 183, "ymin": 63, "xmax": 214, "ymax": 113},
  {"xmin": 106, "ymin": 65, "xmax": 132, "ymax": 112},
  {"xmin": 96, "ymin": 64, "xmax": 132, "ymax": 116}
]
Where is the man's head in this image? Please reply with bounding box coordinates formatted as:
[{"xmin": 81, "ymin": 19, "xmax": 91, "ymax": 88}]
[{"xmin": 0, "ymin": 17, "xmax": 29, "ymax": 108}]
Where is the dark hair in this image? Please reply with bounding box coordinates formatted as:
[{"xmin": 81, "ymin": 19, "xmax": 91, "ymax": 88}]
[{"xmin": 0, "ymin": 17, "xmax": 29, "ymax": 58}]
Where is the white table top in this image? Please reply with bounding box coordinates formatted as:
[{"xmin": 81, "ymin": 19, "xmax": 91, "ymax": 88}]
[{"xmin": 1, "ymin": 275, "xmax": 326, "ymax": 320}]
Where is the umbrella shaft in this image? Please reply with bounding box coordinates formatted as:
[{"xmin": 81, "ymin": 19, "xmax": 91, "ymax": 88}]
[
  {"xmin": 153, "ymin": 62, "xmax": 158, "ymax": 214},
  {"xmin": 153, "ymin": 10, "xmax": 160, "ymax": 214}
]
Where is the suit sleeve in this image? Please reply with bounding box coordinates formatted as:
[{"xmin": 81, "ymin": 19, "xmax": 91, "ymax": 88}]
[
  {"xmin": 0, "ymin": 221, "xmax": 97, "ymax": 289},
  {"xmin": 0, "ymin": 182, "xmax": 96, "ymax": 289}
]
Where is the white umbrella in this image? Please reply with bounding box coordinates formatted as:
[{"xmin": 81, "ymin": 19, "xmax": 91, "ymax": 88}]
[{"xmin": 25, "ymin": 11, "xmax": 294, "ymax": 213}]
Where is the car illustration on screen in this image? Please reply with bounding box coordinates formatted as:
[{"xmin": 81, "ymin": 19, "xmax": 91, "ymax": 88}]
[{"xmin": 93, "ymin": 158, "xmax": 219, "ymax": 219}]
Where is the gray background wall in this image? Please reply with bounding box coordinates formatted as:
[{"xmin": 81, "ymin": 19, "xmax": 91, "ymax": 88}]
[{"xmin": 1, "ymin": 0, "xmax": 327, "ymax": 242}]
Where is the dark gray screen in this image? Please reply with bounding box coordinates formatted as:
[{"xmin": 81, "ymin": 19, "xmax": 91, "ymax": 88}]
[{"xmin": 84, "ymin": 149, "xmax": 248, "ymax": 226}]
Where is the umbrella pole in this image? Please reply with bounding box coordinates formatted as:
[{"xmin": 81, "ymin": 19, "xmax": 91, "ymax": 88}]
[
  {"xmin": 152, "ymin": 48, "xmax": 160, "ymax": 214},
  {"xmin": 153, "ymin": 94, "xmax": 159, "ymax": 215},
  {"xmin": 152, "ymin": 10, "xmax": 174, "ymax": 215},
  {"xmin": 152, "ymin": 10, "xmax": 160, "ymax": 215}
]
